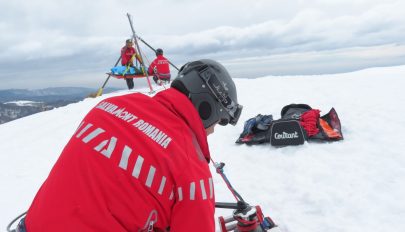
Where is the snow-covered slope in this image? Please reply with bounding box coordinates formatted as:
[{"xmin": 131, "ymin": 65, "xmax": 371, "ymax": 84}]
[{"xmin": 1, "ymin": 66, "xmax": 405, "ymax": 232}]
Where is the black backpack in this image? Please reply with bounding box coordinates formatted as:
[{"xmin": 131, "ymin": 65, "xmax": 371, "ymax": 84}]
[{"xmin": 267, "ymin": 104, "xmax": 312, "ymax": 146}]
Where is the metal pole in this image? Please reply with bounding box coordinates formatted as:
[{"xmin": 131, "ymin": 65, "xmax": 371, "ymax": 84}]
[
  {"xmin": 94, "ymin": 56, "xmax": 121, "ymax": 97},
  {"xmin": 127, "ymin": 13, "xmax": 154, "ymax": 93},
  {"xmin": 101, "ymin": 56, "xmax": 121, "ymax": 89},
  {"xmin": 135, "ymin": 35, "xmax": 179, "ymax": 71}
]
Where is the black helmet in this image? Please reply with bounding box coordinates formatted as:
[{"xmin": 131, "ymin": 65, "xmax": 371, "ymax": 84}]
[
  {"xmin": 156, "ymin": 48, "xmax": 163, "ymax": 56},
  {"xmin": 171, "ymin": 59, "xmax": 243, "ymax": 128}
]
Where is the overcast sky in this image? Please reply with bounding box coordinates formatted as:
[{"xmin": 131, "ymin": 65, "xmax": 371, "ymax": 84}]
[{"xmin": 1, "ymin": 0, "xmax": 405, "ymax": 89}]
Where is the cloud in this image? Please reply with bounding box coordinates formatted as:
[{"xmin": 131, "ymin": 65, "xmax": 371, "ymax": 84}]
[
  {"xmin": 1, "ymin": 0, "xmax": 405, "ymax": 89},
  {"xmin": 153, "ymin": 1, "xmax": 405, "ymax": 60},
  {"xmin": 3, "ymin": 0, "xmax": 405, "ymax": 60}
]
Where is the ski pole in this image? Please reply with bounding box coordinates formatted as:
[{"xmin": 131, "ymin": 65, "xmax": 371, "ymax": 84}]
[{"xmin": 211, "ymin": 160, "xmax": 245, "ymax": 203}]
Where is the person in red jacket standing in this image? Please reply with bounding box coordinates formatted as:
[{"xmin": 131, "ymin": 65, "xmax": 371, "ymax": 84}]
[
  {"xmin": 121, "ymin": 39, "xmax": 141, "ymax": 90},
  {"xmin": 20, "ymin": 59, "xmax": 242, "ymax": 232},
  {"xmin": 148, "ymin": 48, "xmax": 171, "ymax": 85}
]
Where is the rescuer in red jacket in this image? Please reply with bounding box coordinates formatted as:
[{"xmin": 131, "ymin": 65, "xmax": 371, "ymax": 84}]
[
  {"xmin": 22, "ymin": 59, "xmax": 243, "ymax": 232},
  {"xmin": 121, "ymin": 39, "xmax": 142, "ymax": 90},
  {"xmin": 148, "ymin": 48, "xmax": 171, "ymax": 85}
]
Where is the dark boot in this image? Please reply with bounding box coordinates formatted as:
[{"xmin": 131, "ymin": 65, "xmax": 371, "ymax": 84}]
[
  {"xmin": 125, "ymin": 78, "xmax": 134, "ymax": 90},
  {"xmin": 153, "ymin": 75, "xmax": 159, "ymax": 84}
]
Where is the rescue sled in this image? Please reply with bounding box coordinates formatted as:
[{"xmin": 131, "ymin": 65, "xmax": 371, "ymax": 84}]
[
  {"xmin": 108, "ymin": 65, "xmax": 149, "ymax": 79},
  {"xmin": 107, "ymin": 72, "xmax": 150, "ymax": 79}
]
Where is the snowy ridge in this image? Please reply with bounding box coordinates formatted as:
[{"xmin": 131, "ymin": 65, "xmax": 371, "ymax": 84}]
[
  {"xmin": 1, "ymin": 66, "xmax": 405, "ymax": 232},
  {"xmin": 4, "ymin": 101, "xmax": 42, "ymax": 107}
]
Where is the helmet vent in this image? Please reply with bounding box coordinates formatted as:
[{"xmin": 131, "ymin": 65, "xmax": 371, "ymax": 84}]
[{"xmin": 198, "ymin": 101, "xmax": 212, "ymax": 120}]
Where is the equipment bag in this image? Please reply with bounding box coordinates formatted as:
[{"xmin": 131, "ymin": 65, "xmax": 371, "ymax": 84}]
[
  {"xmin": 281, "ymin": 103, "xmax": 312, "ymax": 119},
  {"xmin": 269, "ymin": 119, "xmax": 306, "ymax": 146},
  {"xmin": 279, "ymin": 103, "xmax": 343, "ymax": 141},
  {"xmin": 236, "ymin": 103, "xmax": 343, "ymax": 147},
  {"xmin": 311, "ymin": 107, "xmax": 343, "ymax": 141}
]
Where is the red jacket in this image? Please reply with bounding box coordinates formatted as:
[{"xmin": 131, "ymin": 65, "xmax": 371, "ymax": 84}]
[
  {"xmin": 121, "ymin": 46, "xmax": 137, "ymax": 65},
  {"xmin": 148, "ymin": 55, "xmax": 171, "ymax": 78},
  {"xmin": 25, "ymin": 88, "xmax": 215, "ymax": 232}
]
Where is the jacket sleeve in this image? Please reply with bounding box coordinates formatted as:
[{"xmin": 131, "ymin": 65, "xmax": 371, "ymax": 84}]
[
  {"xmin": 121, "ymin": 48, "xmax": 127, "ymax": 65},
  {"xmin": 148, "ymin": 60, "xmax": 156, "ymax": 75},
  {"xmin": 168, "ymin": 138, "xmax": 215, "ymax": 231}
]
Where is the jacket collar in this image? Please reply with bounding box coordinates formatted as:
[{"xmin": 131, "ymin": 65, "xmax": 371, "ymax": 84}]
[{"xmin": 154, "ymin": 88, "xmax": 210, "ymax": 161}]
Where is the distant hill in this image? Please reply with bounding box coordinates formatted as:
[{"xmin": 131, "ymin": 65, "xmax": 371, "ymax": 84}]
[
  {"xmin": 0, "ymin": 87, "xmax": 119, "ymax": 103},
  {"xmin": 0, "ymin": 87, "xmax": 119, "ymax": 124}
]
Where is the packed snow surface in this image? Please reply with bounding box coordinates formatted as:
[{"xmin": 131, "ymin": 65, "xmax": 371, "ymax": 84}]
[{"xmin": 1, "ymin": 65, "xmax": 405, "ymax": 232}]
